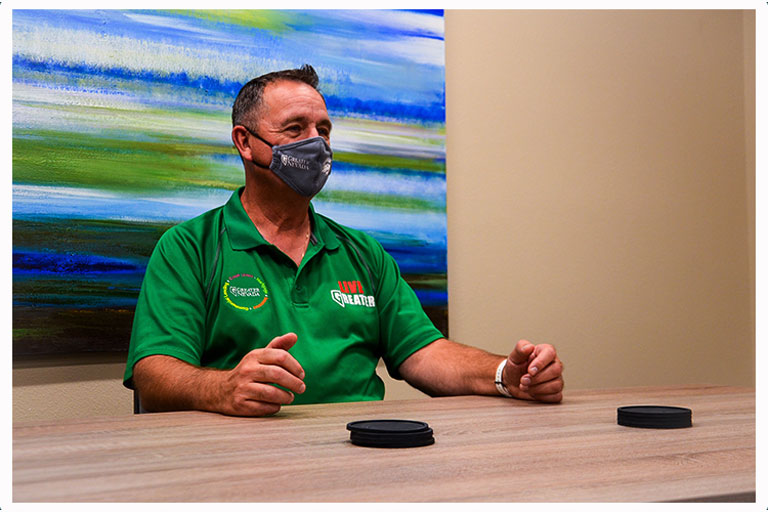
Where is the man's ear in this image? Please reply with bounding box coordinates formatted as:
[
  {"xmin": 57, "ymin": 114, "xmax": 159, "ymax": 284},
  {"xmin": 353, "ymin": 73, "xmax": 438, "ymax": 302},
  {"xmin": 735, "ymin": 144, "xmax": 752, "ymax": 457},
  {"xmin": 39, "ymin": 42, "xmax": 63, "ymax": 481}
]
[{"xmin": 231, "ymin": 125, "xmax": 253, "ymax": 161}]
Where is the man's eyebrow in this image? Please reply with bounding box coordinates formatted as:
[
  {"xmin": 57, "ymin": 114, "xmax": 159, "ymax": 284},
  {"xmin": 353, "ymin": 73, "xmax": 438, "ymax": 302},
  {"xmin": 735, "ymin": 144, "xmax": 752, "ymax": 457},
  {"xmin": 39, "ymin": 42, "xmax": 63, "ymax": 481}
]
[{"xmin": 280, "ymin": 115, "xmax": 333, "ymax": 129}]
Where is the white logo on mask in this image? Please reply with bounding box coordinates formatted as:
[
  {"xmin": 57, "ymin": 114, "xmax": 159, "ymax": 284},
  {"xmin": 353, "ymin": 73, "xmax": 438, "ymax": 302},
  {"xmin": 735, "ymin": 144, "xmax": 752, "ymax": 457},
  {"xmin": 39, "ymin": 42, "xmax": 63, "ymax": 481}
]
[{"xmin": 280, "ymin": 154, "xmax": 311, "ymax": 170}]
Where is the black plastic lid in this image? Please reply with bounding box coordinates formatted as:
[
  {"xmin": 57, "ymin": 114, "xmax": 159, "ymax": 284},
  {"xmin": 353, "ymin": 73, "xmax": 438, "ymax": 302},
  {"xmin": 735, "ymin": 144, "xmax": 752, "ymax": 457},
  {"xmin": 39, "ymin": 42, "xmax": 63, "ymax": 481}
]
[
  {"xmin": 617, "ymin": 405, "xmax": 692, "ymax": 429},
  {"xmin": 346, "ymin": 419, "xmax": 435, "ymax": 448}
]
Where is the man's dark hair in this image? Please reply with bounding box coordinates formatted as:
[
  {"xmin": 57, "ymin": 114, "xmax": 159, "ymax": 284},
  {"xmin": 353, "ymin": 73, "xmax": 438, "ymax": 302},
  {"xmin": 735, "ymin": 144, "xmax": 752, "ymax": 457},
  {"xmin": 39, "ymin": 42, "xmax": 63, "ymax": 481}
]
[{"xmin": 231, "ymin": 64, "xmax": 321, "ymax": 127}]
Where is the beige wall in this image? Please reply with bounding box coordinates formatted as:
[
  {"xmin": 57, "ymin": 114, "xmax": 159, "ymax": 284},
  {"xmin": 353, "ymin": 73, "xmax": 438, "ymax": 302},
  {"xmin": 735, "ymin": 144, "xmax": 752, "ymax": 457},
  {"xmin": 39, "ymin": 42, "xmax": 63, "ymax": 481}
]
[
  {"xmin": 13, "ymin": 10, "xmax": 755, "ymax": 421},
  {"xmin": 442, "ymin": 9, "xmax": 754, "ymax": 392}
]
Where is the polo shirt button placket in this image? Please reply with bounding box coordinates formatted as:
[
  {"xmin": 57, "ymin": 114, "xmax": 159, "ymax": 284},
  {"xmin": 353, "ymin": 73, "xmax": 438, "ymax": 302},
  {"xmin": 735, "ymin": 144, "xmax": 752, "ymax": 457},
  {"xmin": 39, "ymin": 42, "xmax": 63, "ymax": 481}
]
[{"xmin": 293, "ymin": 281, "xmax": 308, "ymax": 305}]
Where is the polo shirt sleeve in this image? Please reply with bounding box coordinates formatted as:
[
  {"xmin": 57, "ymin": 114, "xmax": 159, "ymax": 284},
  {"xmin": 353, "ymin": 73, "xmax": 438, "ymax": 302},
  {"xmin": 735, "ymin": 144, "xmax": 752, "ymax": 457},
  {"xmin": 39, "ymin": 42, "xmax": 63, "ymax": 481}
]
[
  {"xmin": 123, "ymin": 226, "xmax": 207, "ymax": 388},
  {"xmin": 373, "ymin": 240, "xmax": 445, "ymax": 380}
]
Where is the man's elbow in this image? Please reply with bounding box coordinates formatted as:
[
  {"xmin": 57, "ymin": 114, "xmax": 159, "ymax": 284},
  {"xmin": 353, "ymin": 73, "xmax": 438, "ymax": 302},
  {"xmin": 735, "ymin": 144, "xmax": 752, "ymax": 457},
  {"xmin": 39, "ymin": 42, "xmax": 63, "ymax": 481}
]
[{"xmin": 132, "ymin": 355, "xmax": 173, "ymax": 412}]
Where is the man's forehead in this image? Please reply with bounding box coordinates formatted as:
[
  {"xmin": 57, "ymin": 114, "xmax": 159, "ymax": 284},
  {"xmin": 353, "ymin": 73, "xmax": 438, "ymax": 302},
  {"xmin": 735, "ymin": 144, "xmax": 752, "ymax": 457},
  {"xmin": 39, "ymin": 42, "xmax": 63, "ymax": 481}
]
[{"xmin": 260, "ymin": 80, "xmax": 328, "ymax": 119}]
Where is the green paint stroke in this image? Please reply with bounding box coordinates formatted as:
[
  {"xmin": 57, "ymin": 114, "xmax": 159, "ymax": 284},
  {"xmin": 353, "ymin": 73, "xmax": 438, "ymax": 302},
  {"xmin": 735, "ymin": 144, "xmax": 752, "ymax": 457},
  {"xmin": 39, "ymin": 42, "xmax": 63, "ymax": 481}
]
[
  {"xmin": 13, "ymin": 130, "xmax": 243, "ymax": 193},
  {"xmin": 401, "ymin": 274, "xmax": 447, "ymax": 291},
  {"xmin": 316, "ymin": 190, "xmax": 443, "ymax": 212},
  {"xmin": 13, "ymin": 218, "xmax": 172, "ymax": 262},
  {"xmin": 13, "ymin": 130, "xmax": 445, "ymax": 202},
  {"xmin": 333, "ymin": 151, "xmax": 445, "ymax": 174},
  {"xmin": 161, "ymin": 9, "xmax": 309, "ymax": 33}
]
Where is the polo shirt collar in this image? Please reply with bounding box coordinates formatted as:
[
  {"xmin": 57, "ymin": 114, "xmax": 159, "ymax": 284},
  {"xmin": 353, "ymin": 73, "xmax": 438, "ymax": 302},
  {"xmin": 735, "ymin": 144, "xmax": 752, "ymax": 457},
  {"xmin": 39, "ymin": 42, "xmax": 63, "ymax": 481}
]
[
  {"xmin": 223, "ymin": 187, "xmax": 340, "ymax": 251},
  {"xmin": 309, "ymin": 202, "xmax": 340, "ymax": 251}
]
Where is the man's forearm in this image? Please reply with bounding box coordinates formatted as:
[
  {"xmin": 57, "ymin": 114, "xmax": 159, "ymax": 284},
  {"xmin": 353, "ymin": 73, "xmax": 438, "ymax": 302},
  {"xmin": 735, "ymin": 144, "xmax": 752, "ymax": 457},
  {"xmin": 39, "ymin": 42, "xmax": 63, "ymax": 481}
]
[
  {"xmin": 398, "ymin": 338, "xmax": 505, "ymax": 397},
  {"xmin": 132, "ymin": 336, "xmax": 306, "ymax": 416},
  {"xmin": 133, "ymin": 355, "xmax": 226, "ymax": 413},
  {"xmin": 399, "ymin": 338, "xmax": 564, "ymax": 403}
]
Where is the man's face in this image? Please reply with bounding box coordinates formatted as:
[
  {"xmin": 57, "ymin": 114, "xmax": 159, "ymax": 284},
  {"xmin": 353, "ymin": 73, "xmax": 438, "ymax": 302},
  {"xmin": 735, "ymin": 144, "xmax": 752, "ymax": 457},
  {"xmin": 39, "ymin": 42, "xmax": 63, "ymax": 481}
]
[{"xmin": 252, "ymin": 80, "xmax": 332, "ymax": 147}]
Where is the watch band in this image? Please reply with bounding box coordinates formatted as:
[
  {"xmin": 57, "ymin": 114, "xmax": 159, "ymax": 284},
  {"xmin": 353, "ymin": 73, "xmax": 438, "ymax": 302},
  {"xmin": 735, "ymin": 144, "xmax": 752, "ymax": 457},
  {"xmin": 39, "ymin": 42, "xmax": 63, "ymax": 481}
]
[{"xmin": 495, "ymin": 359, "xmax": 514, "ymax": 398}]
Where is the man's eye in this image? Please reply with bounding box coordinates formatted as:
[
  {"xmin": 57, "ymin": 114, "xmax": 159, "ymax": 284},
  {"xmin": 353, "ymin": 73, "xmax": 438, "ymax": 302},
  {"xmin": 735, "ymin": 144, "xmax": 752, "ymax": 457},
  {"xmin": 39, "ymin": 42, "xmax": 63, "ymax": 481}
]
[{"xmin": 285, "ymin": 125, "xmax": 301, "ymax": 134}]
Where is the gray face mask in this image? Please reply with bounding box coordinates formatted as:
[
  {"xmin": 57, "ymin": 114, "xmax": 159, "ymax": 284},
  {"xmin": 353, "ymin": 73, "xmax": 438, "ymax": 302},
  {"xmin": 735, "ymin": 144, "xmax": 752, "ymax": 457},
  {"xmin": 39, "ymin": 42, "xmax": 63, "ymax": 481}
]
[{"xmin": 245, "ymin": 127, "xmax": 333, "ymax": 197}]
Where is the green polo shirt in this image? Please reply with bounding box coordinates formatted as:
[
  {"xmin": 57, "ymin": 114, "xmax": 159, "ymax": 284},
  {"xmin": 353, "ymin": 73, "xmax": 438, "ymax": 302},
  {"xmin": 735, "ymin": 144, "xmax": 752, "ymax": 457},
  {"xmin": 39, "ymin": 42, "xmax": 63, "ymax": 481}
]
[{"xmin": 123, "ymin": 187, "xmax": 443, "ymax": 404}]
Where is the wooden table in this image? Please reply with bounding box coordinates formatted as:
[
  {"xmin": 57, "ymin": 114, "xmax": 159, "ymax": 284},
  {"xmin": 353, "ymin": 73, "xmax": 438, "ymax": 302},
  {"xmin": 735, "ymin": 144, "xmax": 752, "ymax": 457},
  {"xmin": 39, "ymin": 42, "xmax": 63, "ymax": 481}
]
[{"xmin": 13, "ymin": 385, "xmax": 755, "ymax": 502}]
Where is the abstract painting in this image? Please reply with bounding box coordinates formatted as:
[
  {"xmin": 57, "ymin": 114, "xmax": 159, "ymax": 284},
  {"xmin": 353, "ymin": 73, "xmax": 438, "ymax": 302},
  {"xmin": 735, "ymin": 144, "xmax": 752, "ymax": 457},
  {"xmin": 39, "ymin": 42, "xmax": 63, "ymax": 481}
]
[{"xmin": 12, "ymin": 10, "xmax": 447, "ymax": 357}]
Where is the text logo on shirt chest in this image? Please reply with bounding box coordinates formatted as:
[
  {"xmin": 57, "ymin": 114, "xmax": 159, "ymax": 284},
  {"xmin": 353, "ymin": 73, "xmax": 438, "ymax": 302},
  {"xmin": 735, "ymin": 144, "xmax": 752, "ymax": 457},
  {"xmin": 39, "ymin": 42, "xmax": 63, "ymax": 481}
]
[
  {"xmin": 331, "ymin": 280, "xmax": 376, "ymax": 308},
  {"xmin": 223, "ymin": 273, "xmax": 269, "ymax": 311}
]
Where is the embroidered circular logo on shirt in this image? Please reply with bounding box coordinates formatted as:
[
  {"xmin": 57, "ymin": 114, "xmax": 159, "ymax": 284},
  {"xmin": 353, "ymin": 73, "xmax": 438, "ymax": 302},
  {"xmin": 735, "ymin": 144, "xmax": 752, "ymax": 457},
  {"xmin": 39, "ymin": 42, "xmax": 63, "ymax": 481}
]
[{"xmin": 223, "ymin": 274, "xmax": 269, "ymax": 311}]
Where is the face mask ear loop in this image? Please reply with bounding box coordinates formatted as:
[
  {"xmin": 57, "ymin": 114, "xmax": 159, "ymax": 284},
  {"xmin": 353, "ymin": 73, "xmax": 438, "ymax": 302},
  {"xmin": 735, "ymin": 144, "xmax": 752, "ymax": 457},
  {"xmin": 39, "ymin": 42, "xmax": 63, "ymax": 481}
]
[
  {"xmin": 241, "ymin": 125, "xmax": 275, "ymax": 171},
  {"xmin": 241, "ymin": 125, "xmax": 275, "ymax": 148}
]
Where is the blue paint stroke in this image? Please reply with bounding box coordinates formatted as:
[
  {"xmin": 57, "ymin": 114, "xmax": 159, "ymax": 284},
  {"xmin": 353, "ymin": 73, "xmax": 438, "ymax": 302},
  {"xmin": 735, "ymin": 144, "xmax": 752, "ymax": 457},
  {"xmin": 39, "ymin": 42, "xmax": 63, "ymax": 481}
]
[
  {"xmin": 13, "ymin": 251, "xmax": 142, "ymax": 275},
  {"xmin": 414, "ymin": 289, "xmax": 448, "ymax": 307},
  {"xmin": 13, "ymin": 55, "xmax": 444, "ymax": 123}
]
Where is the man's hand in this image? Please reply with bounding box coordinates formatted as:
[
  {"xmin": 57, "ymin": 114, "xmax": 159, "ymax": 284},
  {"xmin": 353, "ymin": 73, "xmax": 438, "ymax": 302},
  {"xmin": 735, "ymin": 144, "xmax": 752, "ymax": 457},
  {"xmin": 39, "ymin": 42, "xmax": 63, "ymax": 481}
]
[
  {"xmin": 132, "ymin": 333, "xmax": 306, "ymax": 416},
  {"xmin": 503, "ymin": 340, "xmax": 564, "ymax": 403},
  {"xmin": 219, "ymin": 333, "xmax": 306, "ymax": 416}
]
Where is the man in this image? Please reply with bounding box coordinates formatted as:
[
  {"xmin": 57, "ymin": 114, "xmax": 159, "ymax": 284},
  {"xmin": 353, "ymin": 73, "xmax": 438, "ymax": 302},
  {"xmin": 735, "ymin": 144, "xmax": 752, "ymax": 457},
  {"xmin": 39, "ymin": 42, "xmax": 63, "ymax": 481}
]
[{"xmin": 124, "ymin": 65, "xmax": 564, "ymax": 416}]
